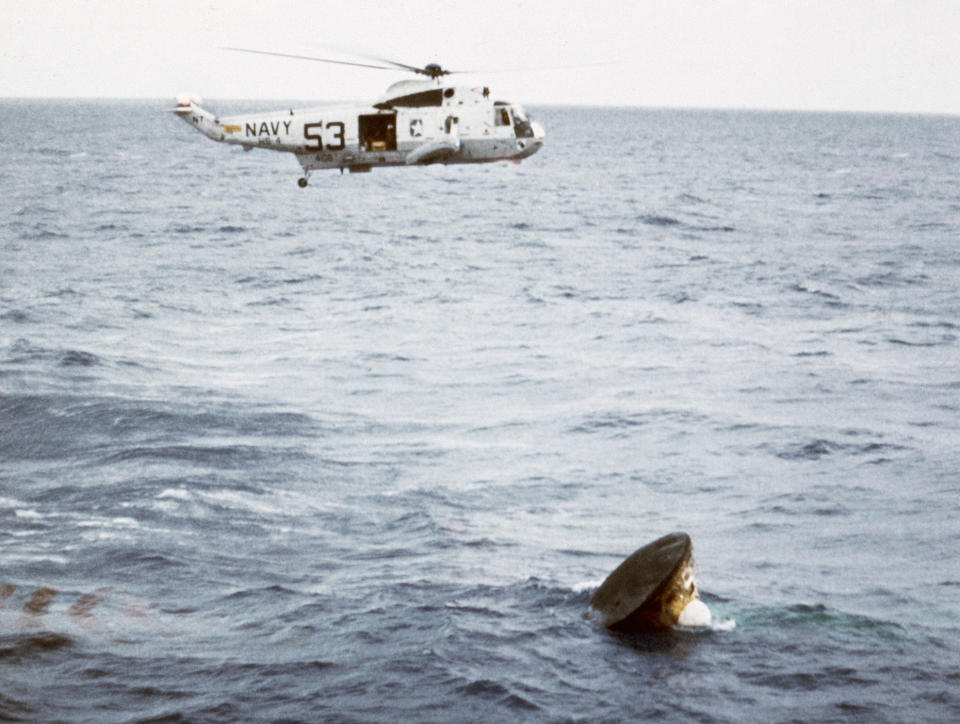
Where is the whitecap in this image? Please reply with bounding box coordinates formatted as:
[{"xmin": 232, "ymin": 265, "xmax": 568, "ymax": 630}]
[
  {"xmin": 571, "ymin": 579, "xmax": 602, "ymax": 593},
  {"xmin": 4, "ymin": 553, "xmax": 69, "ymax": 565},
  {"xmin": 196, "ymin": 489, "xmax": 284, "ymax": 517},
  {"xmin": 76, "ymin": 516, "xmax": 140, "ymax": 528}
]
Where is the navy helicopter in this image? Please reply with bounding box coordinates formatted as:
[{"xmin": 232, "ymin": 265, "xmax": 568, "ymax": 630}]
[{"xmin": 172, "ymin": 48, "xmax": 545, "ymax": 187}]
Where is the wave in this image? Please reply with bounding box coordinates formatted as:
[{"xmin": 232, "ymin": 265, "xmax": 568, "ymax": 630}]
[
  {"xmin": 738, "ymin": 602, "xmax": 907, "ymax": 640},
  {"xmin": 887, "ymin": 337, "xmax": 946, "ymax": 347},
  {"xmin": 0, "ymin": 392, "xmax": 317, "ymax": 464},
  {"xmin": 569, "ymin": 409, "xmax": 706, "ymax": 436},
  {"xmin": 96, "ymin": 443, "xmax": 281, "ymax": 469},
  {"xmin": 857, "ymin": 271, "xmax": 930, "ymax": 288},
  {"xmin": 4, "ymin": 340, "xmax": 102, "ymax": 369},
  {"xmin": 774, "ymin": 438, "xmax": 911, "ymax": 462},
  {"xmin": 15, "ymin": 227, "xmax": 70, "ymax": 241},
  {"xmin": 453, "ymin": 677, "xmax": 542, "ymax": 713},
  {"xmin": 0, "ymin": 309, "xmax": 31, "ymax": 324},
  {"xmin": 165, "ymin": 223, "xmax": 207, "ymax": 234},
  {"xmin": 640, "ymin": 214, "xmax": 681, "ymax": 227},
  {"xmin": 789, "ymin": 283, "xmax": 842, "ymax": 302},
  {"xmin": 28, "ymin": 146, "xmax": 75, "ymax": 158},
  {"xmin": 59, "ymin": 350, "xmax": 102, "ymax": 367},
  {"xmin": 0, "ymin": 631, "xmax": 74, "ymax": 662}
]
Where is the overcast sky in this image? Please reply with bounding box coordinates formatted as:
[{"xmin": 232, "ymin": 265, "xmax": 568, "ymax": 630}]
[{"xmin": 3, "ymin": 0, "xmax": 960, "ymax": 113}]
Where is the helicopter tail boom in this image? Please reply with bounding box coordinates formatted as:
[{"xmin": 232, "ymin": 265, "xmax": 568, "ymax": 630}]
[{"xmin": 170, "ymin": 98, "xmax": 227, "ymax": 143}]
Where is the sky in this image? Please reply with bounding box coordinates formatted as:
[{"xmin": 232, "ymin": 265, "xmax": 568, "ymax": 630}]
[{"xmin": 3, "ymin": 0, "xmax": 960, "ymax": 114}]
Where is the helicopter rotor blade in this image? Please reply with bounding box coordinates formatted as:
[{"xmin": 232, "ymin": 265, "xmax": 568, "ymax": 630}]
[
  {"xmin": 311, "ymin": 43, "xmax": 614, "ymax": 75},
  {"xmin": 459, "ymin": 60, "xmax": 617, "ymax": 74},
  {"xmin": 221, "ymin": 47, "xmax": 402, "ymax": 72},
  {"xmin": 223, "ymin": 46, "xmax": 464, "ymax": 78},
  {"xmin": 223, "ymin": 45, "xmax": 610, "ymax": 79},
  {"xmin": 351, "ymin": 54, "xmax": 429, "ymax": 75},
  {"xmin": 305, "ymin": 43, "xmax": 456, "ymax": 76}
]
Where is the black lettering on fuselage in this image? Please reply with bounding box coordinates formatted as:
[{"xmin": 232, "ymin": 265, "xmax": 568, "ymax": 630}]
[
  {"xmin": 326, "ymin": 121, "xmax": 345, "ymax": 150},
  {"xmin": 245, "ymin": 120, "xmax": 293, "ymax": 137},
  {"xmin": 303, "ymin": 121, "xmax": 345, "ymax": 151},
  {"xmin": 304, "ymin": 122, "xmax": 322, "ymax": 150}
]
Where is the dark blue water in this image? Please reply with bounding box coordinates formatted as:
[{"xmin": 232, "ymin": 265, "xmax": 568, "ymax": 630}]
[{"xmin": 2, "ymin": 99, "xmax": 959, "ymax": 722}]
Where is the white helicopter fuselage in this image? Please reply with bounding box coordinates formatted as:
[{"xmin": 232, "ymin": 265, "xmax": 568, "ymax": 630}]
[{"xmin": 173, "ymin": 80, "xmax": 544, "ymax": 184}]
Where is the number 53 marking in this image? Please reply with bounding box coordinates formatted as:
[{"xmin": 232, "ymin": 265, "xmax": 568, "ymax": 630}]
[{"xmin": 304, "ymin": 121, "xmax": 345, "ymax": 151}]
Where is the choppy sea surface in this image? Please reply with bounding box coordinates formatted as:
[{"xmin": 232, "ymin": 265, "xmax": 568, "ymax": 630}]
[{"xmin": 2, "ymin": 99, "xmax": 959, "ymax": 722}]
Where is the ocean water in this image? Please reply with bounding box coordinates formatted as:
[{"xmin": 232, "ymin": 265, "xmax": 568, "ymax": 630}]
[{"xmin": 1, "ymin": 98, "xmax": 959, "ymax": 722}]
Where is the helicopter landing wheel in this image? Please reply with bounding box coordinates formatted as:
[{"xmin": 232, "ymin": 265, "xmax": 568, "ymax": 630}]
[{"xmin": 297, "ymin": 177, "xmax": 308, "ymax": 188}]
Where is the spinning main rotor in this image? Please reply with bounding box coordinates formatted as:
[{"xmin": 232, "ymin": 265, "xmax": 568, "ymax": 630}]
[{"xmin": 222, "ymin": 47, "xmax": 463, "ymax": 80}]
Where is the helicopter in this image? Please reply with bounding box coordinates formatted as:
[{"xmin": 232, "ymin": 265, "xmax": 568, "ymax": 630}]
[{"xmin": 171, "ymin": 48, "xmax": 545, "ymax": 187}]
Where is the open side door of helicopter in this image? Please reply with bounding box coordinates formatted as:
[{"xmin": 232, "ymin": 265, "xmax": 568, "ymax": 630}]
[{"xmin": 358, "ymin": 113, "xmax": 397, "ymax": 152}]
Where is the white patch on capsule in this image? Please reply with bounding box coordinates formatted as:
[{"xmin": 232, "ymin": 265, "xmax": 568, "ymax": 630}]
[{"xmin": 677, "ymin": 598, "xmax": 712, "ymax": 628}]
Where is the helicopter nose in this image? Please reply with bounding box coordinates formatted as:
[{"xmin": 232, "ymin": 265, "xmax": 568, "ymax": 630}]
[{"xmin": 530, "ymin": 120, "xmax": 545, "ymax": 139}]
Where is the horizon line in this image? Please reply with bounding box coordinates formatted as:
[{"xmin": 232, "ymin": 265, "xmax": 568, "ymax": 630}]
[{"xmin": 1, "ymin": 95, "xmax": 958, "ymax": 118}]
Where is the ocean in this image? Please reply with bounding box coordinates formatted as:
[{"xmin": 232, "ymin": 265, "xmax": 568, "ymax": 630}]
[{"xmin": 1, "ymin": 99, "xmax": 959, "ymax": 722}]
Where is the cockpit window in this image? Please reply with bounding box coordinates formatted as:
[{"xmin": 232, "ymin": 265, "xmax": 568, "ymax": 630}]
[
  {"xmin": 510, "ymin": 105, "xmax": 536, "ymax": 138},
  {"xmin": 495, "ymin": 108, "xmax": 511, "ymax": 126}
]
